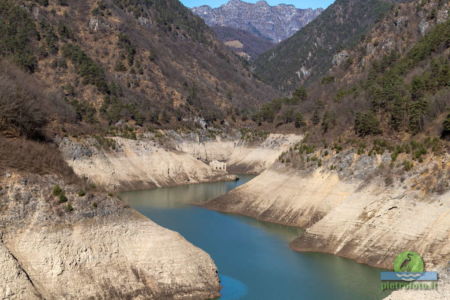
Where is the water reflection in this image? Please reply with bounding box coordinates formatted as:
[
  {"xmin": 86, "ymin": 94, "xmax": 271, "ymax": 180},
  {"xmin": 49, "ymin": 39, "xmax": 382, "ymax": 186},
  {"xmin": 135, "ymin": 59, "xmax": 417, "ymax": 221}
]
[{"xmin": 124, "ymin": 175, "xmax": 255, "ymax": 208}]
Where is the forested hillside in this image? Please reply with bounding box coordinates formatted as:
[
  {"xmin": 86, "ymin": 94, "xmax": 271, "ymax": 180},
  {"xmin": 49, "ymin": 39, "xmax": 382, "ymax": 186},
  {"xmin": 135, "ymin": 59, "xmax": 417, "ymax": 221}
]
[
  {"xmin": 251, "ymin": 0, "xmax": 449, "ymax": 155},
  {"xmin": 0, "ymin": 0, "xmax": 280, "ymax": 178},
  {"xmin": 253, "ymin": 0, "xmax": 406, "ymax": 92},
  {"xmin": 0, "ymin": 0, "xmax": 276, "ymax": 140}
]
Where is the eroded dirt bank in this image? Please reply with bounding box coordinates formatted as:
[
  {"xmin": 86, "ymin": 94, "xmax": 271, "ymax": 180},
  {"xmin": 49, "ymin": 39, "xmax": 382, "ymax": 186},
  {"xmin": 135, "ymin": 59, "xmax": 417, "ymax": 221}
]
[
  {"xmin": 0, "ymin": 173, "xmax": 220, "ymax": 299},
  {"xmin": 0, "ymin": 131, "xmax": 297, "ymax": 299},
  {"xmin": 59, "ymin": 132, "xmax": 303, "ymax": 191},
  {"xmin": 175, "ymin": 133, "xmax": 302, "ymax": 174},
  {"xmin": 205, "ymin": 151, "xmax": 450, "ymax": 272},
  {"xmin": 54, "ymin": 131, "xmax": 449, "ymax": 299}
]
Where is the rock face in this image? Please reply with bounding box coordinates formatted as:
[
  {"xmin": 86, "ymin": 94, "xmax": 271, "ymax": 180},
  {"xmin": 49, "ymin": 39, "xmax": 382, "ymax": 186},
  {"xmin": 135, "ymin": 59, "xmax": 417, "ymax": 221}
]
[
  {"xmin": 253, "ymin": 0, "xmax": 398, "ymax": 91},
  {"xmin": 205, "ymin": 152, "xmax": 450, "ymax": 271},
  {"xmin": 205, "ymin": 167, "xmax": 351, "ymax": 227},
  {"xmin": 59, "ymin": 137, "xmax": 235, "ymax": 191},
  {"xmin": 0, "ymin": 241, "xmax": 41, "ymax": 299},
  {"xmin": 0, "ymin": 173, "xmax": 220, "ymax": 299},
  {"xmin": 59, "ymin": 133, "xmax": 303, "ymax": 190},
  {"xmin": 173, "ymin": 133, "xmax": 303, "ymax": 174},
  {"xmin": 192, "ymin": 0, "xmax": 323, "ymax": 43},
  {"xmin": 332, "ymin": 50, "xmax": 350, "ymax": 66}
]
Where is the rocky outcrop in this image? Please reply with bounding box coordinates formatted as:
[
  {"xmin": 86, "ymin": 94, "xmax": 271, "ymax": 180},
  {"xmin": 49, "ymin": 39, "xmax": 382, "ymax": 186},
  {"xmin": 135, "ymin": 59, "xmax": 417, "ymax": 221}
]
[
  {"xmin": 59, "ymin": 133, "xmax": 303, "ymax": 190},
  {"xmin": 205, "ymin": 167, "xmax": 351, "ymax": 227},
  {"xmin": 59, "ymin": 137, "xmax": 236, "ymax": 191},
  {"xmin": 205, "ymin": 151, "xmax": 450, "ymax": 270},
  {"xmin": 332, "ymin": 50, "xmax": 350, "ymax": 66},
  {"xmin": 253, "ymin": 0, "xmax": 396, "ymax": 91},
  {"xmin": 0, "ymin": 173, "xmax": 220, "ymax": 299},
  {"xmin": 291, "ymin": 179, "xmax": 449, "ymax": 269},
  {"xmin": 330, "ymin": 0, "xmax": 449, "ymax": 79},
  {"xmin": 173, "ymin": 133, "xmax": 303, "ymax": 174},
  {"xmin": 192, "ymin": 0, "xmax": 323, "ymax": 43},
  {"xmin": 0, "ymin": 240, "xmax": 41, "ymax": 299}
]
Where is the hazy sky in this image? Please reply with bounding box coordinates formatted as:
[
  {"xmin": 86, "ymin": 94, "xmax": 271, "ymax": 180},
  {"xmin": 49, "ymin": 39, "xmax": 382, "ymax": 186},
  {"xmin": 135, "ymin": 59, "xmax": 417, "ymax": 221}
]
[{"xmin": 181, "ymin": 0, "xmax": 334, "ymax": 9}]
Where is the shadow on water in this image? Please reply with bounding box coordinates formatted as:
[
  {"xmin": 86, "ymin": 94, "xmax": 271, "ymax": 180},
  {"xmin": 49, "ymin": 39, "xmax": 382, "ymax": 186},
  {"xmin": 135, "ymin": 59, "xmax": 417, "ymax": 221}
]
[{"xmin": 121, "ymin": 175, "xmax": 391, "ymax": 300}]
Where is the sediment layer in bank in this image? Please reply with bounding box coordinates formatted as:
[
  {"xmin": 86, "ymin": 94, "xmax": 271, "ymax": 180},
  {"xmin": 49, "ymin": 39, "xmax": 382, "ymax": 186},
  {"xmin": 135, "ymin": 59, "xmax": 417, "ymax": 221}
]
[
  {"xmin": 0, "ymin": 173, "xmax": 220, "ymax": 299},
  {"xmin": 205, "ymin": 151, "xmax": 450, "ymax": 271},
  {"xmin": 59, "ymin": 132, "xmax": 303, "ymax": 191}
]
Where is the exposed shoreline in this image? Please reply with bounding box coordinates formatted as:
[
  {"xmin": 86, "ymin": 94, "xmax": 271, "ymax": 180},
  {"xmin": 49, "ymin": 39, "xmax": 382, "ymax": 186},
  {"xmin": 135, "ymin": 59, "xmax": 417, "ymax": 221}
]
[
  {"xmin": 59, "ymin": 133, "xmax": 303, "ymax": 192},
  {"xmin": 203, "ymin": 155, "xmax": 450, "ymax": 271},
  {"xmin": 40, "ymin": 132, "xmax": 449, "ymax": 299},
  {"xmin": 0, "ymin": 173, "xmax": 221, "ymax": 299},
  {"xmin": 13, "ymin": 132, "xmax": 297, "ymax": 299}
]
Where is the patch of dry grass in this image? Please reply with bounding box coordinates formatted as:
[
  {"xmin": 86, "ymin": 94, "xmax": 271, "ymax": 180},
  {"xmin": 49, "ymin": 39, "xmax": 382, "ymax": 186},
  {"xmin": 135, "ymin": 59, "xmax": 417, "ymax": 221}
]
[{"xmin": 0, "ymin": 137, "xmax": 79, "ymax": 183}]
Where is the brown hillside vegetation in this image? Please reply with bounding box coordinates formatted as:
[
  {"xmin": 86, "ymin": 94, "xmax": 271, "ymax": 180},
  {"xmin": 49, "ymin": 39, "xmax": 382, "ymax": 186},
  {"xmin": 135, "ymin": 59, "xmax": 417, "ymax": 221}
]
[
  {"xmin": 0, "ymin": 0, "xmax": 277, "ymax": 135},
  {"xmin": 0, "ymin": 61, "xmax": 79, "ymax": 181},
  {"xmin": 212, "ymin": 26, "xmax": 275, "ymax": 59},
  {"xmin": 252, "ymin": 0, "xmax": 449, "ymax": 147},
  {"xmin": 253, "ymin": 0, "xmax": 403, "ymax": 92}
]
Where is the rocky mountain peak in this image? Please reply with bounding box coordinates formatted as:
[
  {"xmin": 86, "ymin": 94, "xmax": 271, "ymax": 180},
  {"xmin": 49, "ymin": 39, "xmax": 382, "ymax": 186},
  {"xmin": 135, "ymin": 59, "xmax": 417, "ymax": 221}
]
[
  {"xmin": 255, "ymin": 0, "xmax": 270, "ymax": 7},
  {"xmin": 191, "ymin": 0, "xmax": 323, "ymax": 43}
]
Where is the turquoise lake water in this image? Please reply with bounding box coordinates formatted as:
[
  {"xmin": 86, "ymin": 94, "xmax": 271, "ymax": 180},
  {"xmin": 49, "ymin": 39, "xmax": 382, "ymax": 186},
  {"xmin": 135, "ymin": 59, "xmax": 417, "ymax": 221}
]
[{"xmin": 121, "ymin": 175, "xmax": 390, "ymax": 300}]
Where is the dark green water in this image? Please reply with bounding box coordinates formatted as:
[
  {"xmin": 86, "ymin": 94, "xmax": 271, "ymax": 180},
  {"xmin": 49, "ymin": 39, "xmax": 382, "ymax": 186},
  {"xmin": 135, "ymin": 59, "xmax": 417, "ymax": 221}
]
[{"xmin": 121, "ymin": 175, "xmax": 389, "ymax": 300}]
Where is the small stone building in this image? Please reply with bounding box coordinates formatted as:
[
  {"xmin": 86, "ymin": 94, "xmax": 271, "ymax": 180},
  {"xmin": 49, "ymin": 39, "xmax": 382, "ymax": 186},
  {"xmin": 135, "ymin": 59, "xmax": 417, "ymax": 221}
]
[{"xmin": 210, "ymin": 160, "xmax": 227, "ymax": 172}]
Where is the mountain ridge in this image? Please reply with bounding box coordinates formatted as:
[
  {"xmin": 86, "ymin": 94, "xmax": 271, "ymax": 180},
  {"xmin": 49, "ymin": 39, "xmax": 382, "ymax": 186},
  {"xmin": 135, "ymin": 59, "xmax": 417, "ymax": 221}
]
[
  {"xmin": 251, "ymin": 0, "xmax": 449, "ymax": 145},
  {"xmin": 191, "ymin": 0, "xmax": 323, "ymax": 43},
  {"xmin": 253, "ymin": 0, "xmax": 409, "ymax": 92}
]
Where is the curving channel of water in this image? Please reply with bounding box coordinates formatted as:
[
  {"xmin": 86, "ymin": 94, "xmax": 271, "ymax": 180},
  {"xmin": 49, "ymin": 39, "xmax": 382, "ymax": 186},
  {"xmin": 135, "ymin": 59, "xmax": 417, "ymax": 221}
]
[{"xmin": 120, "ymin": 175, "xmax": 390, "ymax": 300}]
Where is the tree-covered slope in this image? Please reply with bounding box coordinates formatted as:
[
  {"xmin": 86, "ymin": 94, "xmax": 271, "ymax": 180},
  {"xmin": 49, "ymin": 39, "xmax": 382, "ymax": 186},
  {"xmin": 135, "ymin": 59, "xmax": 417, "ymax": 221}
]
[
  {"xmin": 0, "ymin": 0, "xmax": 277, "ymax": 139},
  {"xmin": 253, "ymin": 0, "xmax": 399, "ymax": 92},
  {"xmin": 251, "ymin": 0, "xmax": 449, "ymax": 147}
]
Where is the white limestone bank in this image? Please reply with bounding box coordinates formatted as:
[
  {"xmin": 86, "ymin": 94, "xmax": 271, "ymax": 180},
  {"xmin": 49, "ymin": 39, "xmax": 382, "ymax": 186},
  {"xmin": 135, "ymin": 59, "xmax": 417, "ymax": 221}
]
[
  {"xmin": 0, "ymin": 174, "xmax": 220, "ymax": 299},
  {"xmin": 59, "ymin": 133, "xmax": 303, "ymax": 191},
  {"xmin": 205, "ymin": 152, "xmax": 450, "ymax": 271},
  {"xmin": 175, "ymin": 133, "xmax": 302, "ymax": 174},
  {"xmin": 59, "ymin": 137, "xmax": 230, "ymax": 191},
  {"xmin": 24, "ymin": 132, "xmax": 298, "ymax": 299}
]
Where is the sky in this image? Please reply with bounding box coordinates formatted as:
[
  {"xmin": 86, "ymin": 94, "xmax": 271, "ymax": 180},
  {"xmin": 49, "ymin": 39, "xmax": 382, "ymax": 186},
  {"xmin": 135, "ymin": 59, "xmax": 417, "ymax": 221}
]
[{"xmin": 181, "ymin": 0, "xmax": 334, "ymax": 9}]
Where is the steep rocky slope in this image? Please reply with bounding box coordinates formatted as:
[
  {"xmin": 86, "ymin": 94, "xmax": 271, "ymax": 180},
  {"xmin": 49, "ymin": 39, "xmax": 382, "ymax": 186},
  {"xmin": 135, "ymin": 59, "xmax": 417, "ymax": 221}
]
[
  {"xmin": 174, "ymin": 131, "xmax": 302, "ymax": 173},
  {"xmin": 253, "ymin": 0, "xmax": 404, "ymax": 92},
  {"xmin": 59, "ymin": 135, "xmax": 234, "ymax": 191},
  {"xmin": 251, "ymin": 0, "xmax": 449, "ymax": 147},
  {"xmin": 59, "ymin": 131, "xmax": 303, "ymax": 190},
  {"xmin": 192, "ymin": 0, "xmax": 322, "ymax": 43},
  {"xmin": 0, "ymin": 0, "xmax": 276, "ymax": 135},
  {"xmin": 0, "ymin": 173, "xmax": 220, "ymax": 299},
  {"xmin": 205, "ymin": 149, "xmax": 450, "ymax": 270}
]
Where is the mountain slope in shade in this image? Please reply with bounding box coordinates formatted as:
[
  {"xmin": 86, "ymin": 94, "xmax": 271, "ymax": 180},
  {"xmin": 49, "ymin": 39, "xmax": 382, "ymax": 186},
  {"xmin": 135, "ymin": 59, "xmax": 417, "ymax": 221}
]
[
  {"xmin": 253, "ymin": 0, "xmax": 403, "ymax": 92},
  {"xmin": 192, "ymin": 0, "xmax": 323, "ymax": 43},
  {"xmin": 212, "ymin": 26, "xmax": 275, "ymax": 59}
]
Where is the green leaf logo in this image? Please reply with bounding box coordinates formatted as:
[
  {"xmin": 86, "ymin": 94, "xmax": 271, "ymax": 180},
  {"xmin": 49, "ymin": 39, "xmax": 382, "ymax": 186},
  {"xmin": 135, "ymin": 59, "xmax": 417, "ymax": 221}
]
[{"xmin": 393, "ymin": 251, "xmax": 424, "ymax": 273}]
